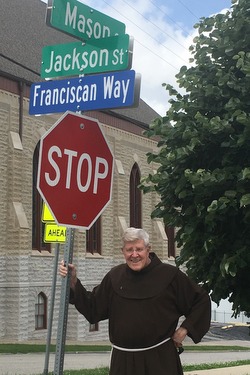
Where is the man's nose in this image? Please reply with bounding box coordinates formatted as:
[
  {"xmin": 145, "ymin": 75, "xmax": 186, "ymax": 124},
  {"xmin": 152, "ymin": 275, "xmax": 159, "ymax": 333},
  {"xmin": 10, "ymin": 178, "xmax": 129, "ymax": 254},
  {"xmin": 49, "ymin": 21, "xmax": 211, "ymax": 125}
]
[{"xmin": 131, "ymin": 250, "xmax": 139, "ymax": 256}]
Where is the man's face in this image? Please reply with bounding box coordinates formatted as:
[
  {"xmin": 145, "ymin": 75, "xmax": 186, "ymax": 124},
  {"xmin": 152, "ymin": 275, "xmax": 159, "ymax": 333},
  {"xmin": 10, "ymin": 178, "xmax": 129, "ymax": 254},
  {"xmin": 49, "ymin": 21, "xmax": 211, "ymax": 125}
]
[{"xmin": 122, "ymin": 239, "xmax": 150, "ymax": 272}]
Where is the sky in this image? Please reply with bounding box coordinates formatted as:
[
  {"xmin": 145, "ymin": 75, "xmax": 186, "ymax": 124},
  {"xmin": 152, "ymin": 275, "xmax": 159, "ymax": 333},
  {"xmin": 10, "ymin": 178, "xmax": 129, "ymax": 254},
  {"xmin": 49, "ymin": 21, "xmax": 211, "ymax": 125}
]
[{"xmin": 42, "ymin": 0, "xmax": 232, "ymax": 116}]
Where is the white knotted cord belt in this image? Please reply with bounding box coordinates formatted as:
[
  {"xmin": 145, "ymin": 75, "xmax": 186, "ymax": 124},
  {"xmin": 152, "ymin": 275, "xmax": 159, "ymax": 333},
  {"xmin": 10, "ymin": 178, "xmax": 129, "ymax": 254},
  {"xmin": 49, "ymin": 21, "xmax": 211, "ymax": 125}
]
[{"xmin": 111, "ymin": 336, "xmax": 171, "ymax": 352}]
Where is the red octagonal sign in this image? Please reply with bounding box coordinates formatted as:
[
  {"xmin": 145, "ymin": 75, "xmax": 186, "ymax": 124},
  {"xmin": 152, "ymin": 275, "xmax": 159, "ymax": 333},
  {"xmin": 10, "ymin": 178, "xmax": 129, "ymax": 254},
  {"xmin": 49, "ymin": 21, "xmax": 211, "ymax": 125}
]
[{"xmin": 37, "ymin": 111, "xmax": 114, "ymax": 229}]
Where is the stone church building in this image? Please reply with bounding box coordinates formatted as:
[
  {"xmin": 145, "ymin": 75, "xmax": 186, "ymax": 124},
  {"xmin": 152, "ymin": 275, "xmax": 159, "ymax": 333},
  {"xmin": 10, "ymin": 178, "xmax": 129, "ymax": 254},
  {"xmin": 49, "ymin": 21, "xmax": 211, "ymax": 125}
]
[{"xmin": 0, "ymin": 0, "xmax": 176, "ymax": 343}]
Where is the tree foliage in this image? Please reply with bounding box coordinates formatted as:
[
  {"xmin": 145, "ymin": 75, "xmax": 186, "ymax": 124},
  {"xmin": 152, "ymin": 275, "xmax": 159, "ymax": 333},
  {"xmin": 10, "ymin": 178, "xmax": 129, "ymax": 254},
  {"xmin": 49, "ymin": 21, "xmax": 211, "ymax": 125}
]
[{"xmin": 141, "ymin": 0, "xmax": 250, "ymax": 316}]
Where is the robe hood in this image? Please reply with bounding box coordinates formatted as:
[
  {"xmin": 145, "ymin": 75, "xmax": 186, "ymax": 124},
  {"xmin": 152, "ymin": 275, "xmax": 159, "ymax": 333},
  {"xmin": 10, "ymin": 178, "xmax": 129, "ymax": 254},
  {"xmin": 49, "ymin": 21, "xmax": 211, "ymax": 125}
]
[{"xmin": 109, "ymin": 252, "xmax": 178, "ymax": 299}]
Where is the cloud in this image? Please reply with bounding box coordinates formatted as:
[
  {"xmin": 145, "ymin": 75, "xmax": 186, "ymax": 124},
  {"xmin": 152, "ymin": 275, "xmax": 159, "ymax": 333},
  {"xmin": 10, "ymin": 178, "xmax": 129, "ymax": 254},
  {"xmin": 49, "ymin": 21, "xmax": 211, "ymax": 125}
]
[{"xmin": 78, "ymin": 0, "xmax": 196, "ymax": 115}]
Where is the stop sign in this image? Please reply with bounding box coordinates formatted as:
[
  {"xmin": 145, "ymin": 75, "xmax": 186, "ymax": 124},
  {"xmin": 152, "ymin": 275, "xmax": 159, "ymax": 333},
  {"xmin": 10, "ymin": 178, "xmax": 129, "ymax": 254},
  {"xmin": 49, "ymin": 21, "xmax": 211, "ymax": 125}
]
[{"xmin": 37, "ymin": 111, "xmax": 114, "ymax": 229}]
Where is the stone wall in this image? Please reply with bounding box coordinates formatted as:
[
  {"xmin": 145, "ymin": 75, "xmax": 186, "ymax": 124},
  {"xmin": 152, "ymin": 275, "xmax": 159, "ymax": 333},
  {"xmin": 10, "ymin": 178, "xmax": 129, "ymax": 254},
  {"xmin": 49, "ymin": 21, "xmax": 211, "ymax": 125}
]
[{"xmin": 0, "ymin": 87, "xmax": 170, "ymax": 343}]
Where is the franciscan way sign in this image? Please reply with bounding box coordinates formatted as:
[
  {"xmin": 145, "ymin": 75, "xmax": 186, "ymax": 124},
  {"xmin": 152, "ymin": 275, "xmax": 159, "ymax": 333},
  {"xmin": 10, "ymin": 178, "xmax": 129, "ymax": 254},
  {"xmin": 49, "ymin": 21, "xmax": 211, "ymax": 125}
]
[{"xmin": 29, "ymin": 70, "xmax": 141, "ymax": 115}]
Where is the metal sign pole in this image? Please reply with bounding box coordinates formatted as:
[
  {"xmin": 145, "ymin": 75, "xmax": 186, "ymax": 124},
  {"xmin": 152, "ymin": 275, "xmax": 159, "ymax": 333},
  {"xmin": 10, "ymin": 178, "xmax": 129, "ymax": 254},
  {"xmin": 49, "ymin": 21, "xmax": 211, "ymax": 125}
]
[
  {"xmin": 43, "ymin": 243, "xmax": 60, "ymax": 375},
  {"xmin": 54, "ymin": 228, "xmax": 75, "ymax": 375}
]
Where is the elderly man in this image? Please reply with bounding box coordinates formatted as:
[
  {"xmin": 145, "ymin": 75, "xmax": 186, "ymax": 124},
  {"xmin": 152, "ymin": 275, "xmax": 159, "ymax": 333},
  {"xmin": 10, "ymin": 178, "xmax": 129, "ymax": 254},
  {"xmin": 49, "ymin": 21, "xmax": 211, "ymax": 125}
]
[{"xmin": 59, "ymin": 227, "xmax": 211, "ymax": 375}]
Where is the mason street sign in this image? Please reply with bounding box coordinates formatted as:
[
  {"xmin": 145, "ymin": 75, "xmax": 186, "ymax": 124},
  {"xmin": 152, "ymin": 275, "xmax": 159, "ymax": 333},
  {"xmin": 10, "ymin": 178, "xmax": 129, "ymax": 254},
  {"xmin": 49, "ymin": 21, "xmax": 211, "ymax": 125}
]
[
  {"xmin": 46, "ymin": 0, "xmax": 125, "ymax": 40},
  {"xmin": 41, "ymin": 34, "xmax": 133, "ymax": 79},
  {"xmin": 29, "ymin": 70, "xmax": 141, "ymax": 115}
]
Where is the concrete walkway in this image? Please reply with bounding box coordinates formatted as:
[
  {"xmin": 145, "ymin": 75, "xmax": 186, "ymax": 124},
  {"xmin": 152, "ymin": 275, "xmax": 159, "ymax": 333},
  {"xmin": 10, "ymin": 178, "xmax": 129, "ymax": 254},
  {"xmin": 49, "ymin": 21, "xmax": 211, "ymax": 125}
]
[
  {"xmin": 184, "ymin": 366, "xmax": 250, "ymax": 375},
  {"xmin": 184, "ymin": 339, "xmax": 250, "ymax": 375},
  {"xmin": 183, "ymin": 338, "xmax": 250, "ymax": 375}
]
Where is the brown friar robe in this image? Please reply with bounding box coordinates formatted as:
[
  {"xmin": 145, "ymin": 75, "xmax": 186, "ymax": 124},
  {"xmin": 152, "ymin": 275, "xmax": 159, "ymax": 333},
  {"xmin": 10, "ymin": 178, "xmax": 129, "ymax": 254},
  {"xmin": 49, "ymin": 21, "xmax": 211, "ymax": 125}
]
[{"xmin": 69, "ymin": 252, "xmax": 211, "ymax": 375}]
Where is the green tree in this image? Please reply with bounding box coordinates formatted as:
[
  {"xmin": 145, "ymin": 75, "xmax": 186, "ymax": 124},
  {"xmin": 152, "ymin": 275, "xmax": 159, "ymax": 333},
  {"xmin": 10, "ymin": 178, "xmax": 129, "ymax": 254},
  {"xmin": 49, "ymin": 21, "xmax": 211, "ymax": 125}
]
[{"xmin": 141, "ymin": 0, "xmax": 250, "ymax": 316}]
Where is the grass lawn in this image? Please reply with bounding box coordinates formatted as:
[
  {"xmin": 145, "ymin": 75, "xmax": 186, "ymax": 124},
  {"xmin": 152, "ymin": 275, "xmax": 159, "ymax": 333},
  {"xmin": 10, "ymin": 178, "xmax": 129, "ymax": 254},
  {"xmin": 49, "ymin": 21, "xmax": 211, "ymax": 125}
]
[
  {"xmin": 1, "ymin": 343, "xmax": 250, "ymax": 354},
  {"xmin": 0, "ymin": 343, "xmax": 111, "ymax": 354},
  {"xmin": 45, "ymin": 361, "xmax": 250, "ymax": 375},
  {"xmin": 44, "ymin": 360, "xmax": 250, "ymax": 375}
]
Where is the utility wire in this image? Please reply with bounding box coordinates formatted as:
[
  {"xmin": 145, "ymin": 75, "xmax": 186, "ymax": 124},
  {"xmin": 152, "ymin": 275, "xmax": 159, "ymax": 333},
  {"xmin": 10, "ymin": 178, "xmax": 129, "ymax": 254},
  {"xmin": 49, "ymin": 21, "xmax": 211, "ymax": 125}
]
[
  {"xmin": 121, "ymin": 0, "xmax": 189, "ymax": 50},
  {"xmin": 175, "ymin": 0, "xmax": 200, "ymax": 20},
  {"xmin": 135, "ymin": 40, "xmax": 179, "ymax": 71},
  {"xmin": 101, "ymin": 0, "xmax": 190, "ymax": 66},
  {"xmin": 0, "ymin": 53, "xmax": 40, "ymax": 76},
  {"xmin": 148, "ymin": 0, "xmax": 194, "ymax": 37},
  {"xmin": 1, "ymin": 1, "xmax": 194, "ymax": 78}
]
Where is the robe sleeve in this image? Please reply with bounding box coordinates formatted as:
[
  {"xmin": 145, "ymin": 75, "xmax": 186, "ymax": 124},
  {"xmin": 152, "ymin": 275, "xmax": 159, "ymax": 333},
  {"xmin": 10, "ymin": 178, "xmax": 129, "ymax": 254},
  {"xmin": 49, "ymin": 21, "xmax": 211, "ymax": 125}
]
[
  {"xmin": 69, "ymin": 272, "xmax": 112, "ymax": 324},
  {"xmin": 173, "ymin": 269, "xmax": 211, "ymax": 343}
]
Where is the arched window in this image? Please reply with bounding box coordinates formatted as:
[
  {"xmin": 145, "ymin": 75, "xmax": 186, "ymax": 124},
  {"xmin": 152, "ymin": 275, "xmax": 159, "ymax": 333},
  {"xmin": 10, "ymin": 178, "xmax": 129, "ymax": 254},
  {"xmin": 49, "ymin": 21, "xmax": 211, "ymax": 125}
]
[
  {"xmin": 86, "ymin": 216, "xmax": 102, "ymax": 254},
  {"xmin": 129, "ymin": 163, "xmax": 142, "ymax": 228},
  {"xmin": 32, "ymin": 143, "xmax": 50, "ymax": 252},
  {"xmin": 35, "ymin": 292, "xmax": 47, "ymax": 330}
]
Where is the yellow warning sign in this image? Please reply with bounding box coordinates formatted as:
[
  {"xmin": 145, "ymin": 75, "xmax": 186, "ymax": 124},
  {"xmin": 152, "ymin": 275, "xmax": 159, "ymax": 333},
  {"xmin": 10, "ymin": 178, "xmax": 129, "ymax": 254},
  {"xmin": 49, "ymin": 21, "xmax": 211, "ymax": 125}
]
[
  {"xmin": 42, "ymin": 203, "xmax": 55, "ymax": 222},
  {"xmin": 44, "ymin": 223, "xmax": 66, "ymax": 243}
]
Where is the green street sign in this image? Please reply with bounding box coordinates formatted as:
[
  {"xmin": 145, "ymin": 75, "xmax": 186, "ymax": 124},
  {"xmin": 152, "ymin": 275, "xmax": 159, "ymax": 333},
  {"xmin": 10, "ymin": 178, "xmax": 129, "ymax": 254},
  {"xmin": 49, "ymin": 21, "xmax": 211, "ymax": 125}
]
[
  {"xmin": 46, "ymin": 0, "xmax": 126, "ymax": 40},
  {"xmin": 41, "ymin": 34, "xmax": 133, "ymax": 79}
]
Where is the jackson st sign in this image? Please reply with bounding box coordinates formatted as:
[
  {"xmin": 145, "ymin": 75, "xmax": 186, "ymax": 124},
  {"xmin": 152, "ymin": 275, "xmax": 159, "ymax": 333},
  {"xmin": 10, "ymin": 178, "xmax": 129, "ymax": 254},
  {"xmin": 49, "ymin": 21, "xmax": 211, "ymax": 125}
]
[{"xmin": 41, "ymin": 34, "xmax": 133, "ymax": 78}]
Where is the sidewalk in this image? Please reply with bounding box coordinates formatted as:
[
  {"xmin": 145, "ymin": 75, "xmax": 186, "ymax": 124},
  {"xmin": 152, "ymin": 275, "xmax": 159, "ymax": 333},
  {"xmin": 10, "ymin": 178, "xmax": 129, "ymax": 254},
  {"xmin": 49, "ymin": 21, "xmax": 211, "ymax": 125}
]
[
  {"xmin": 184, "ymin": 365, "xmax": 250, "ymax": 375},
  {"xmin": 184, "ymin": 338, "xmax": 250, "ymax": 375}
]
